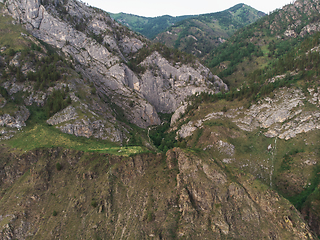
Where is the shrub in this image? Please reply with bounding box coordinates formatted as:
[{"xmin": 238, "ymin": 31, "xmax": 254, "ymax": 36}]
[
  {"xmin": 52, "ymin": 210, "xmax": 57, "ymax": 216},
  {"xmin": 91, "ymin": 200, "xmax": 98, "ymax": 208},
  {"xmin": 8, "ymin": 49, "xmax": 15, "ymax": 56},
  {"xmin": 56, "ymin": 163, "xmax": 62, "ymax": 171}
]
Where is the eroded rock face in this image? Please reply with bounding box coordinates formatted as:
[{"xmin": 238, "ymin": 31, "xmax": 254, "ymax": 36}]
[
  {"xmin": 4, "ymin": 0, "xmax": 160, "ymax": 128},
  {"xmin": 47, "ymin": 105, "xmax": 123, "ymax": 142},
  {"xmin": 177, "ymin": 87, "xmax": 320, "ymax": 141},
  {"xmin": 234, "ymin": 88, "xmax": 320, "ymax": 140},
  {"xmin": 3, "ymin": 0, "xmax": 225, "ymax": 130},
  {"xmin": 139, "ymin": 51, "xmax": 228, "ymax": 113},
  {"xmin": 0, "ymin": 106, "xmax": 30, "ymax": 129},
  {"xmin": 47, "ymin": 105, "xmax": 78, "ymax": 125},
  {"xmin": 0, "ymin": 147, "xmax": 316, "ymax": 239},
  {"xmin": 171, "ymin": 148, "xmax": 315, "ymax": 239}
]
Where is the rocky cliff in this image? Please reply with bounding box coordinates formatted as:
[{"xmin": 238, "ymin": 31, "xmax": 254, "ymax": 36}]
[
  {"xmin": 0, "ymin": 146, "xmax": 315, "ymax": 239},
  {"xmin": 1, "ymin": 0, "xmax": 224, "ymax": 133}
]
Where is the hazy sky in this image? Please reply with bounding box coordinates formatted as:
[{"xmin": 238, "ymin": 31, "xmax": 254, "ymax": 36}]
[{"xmin": 83, "ymin": 0, "xmax": 295, "ymax": 17}]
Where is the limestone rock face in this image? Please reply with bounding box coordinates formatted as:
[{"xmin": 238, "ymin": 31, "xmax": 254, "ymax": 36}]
[
  {"xmin": 139, "ymin": 51, "xmax": 227, "ymax": 113},
  {"xmin": 176, "ymin": 87, "xmax": 320, "ymax": 141},
  {"xmin": 6, "ymin": 0, "xmax": 45, "ymax": 29},
  {"xmin": 4, "ymin": 0, "xmax": 160, "ymax": 128},
  {"xmin": 47, "ymin": 105, "xmax": 123, "ymax": 142},
  {"xmin": 170, "ymin": 102, "xmax": 189, "ymax": 126},
  {"xmin": 300, "ymin": 22, "xmax": 320, "ymax": 37},
  {"xmin": 0, "ymin": 106, "xmax": 30, "ymax": 129},
  {"xmin": 3, "ymin": 0, "xmax": 226, "ymax": 131},
  {"xmin": 46, "ymin": 105, "xmax": 78, "ymax": 125},
  {"xmin": 177, "ymin": 121, "xmax": 198, "ymax": 139}
]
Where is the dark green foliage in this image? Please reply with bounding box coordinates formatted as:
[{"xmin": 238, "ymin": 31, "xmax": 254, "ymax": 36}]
[
  {"xmin": 208, "ymin": 41, "xmax": 263, "ymax": 78},
  {"xmin": 147, "ymin": 211, "xmax": 155, "ymax": 222},
  {"xmin": 0, "ymin": 86, "xmax": 8, "ymax": 99},
  {"xmin": 91, "ymin": 200, "xmax": 98, "ymax": 208},
  {"xmin": 203, "ymin": 121, "xmax": 223, "ymax": 127},
  {"xmin": 26, "ymin": 105, "xmax": 47, "ymax": 125},
  {"xmin": 88, "ymin": 31, "xmax": 104, "ymax": 44},
  {"xmin": 149, "ymin": 113, "xmax": 176, "ymax": 152},
  {"xmin": 56, "ymin": 163, "xmax": 62, "ymax": 171},
  {"xmin": 45, "ymin": 88, "xmax": 71, "ymax": 118},
  {"xmin": 287, "ymin": 163, "xmax": 320, "ymax": 211},
  {"xmin": 52, "ymin": 210, "xmax": 57, "ymax": 216},
  {"xmin": 110, "ymin": 13, "xmax": 193, "ymax": 39},
  {"xmin": 280, "ymin": 149, "xmax": 305, "ymax": 172},
  {"xmin": 1, "ymin": 69, "xmax": 8, "ymax": 79},
  {"xmin": 280, "ymin": 154, "xmax": 293, "ymax": 172},
  {"xmin": 8, "ymin": 48, "xmax": 15, "ymax": 56},
  {"xmin": 7, "ymin": 65, "xmax": 25, "ymax": 82},
  {"xmin": 127, "ymin": 132, "xmax": 142, "ymax": 146},
  {"xmin": 193, "ymin": 128, "xmax": 204, "ymax": 147},
  {"xmin": 30, "ymin": 43, "xmax": 42, "ymax": 52}
]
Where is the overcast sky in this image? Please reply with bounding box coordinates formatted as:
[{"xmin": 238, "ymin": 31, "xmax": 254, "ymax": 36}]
[{"xmin": 83, "ymin": 0, "xmax": 295, "ymax": 17}]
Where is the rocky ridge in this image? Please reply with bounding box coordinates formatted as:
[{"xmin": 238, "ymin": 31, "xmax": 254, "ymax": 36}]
[
  {"xmin": 270, "ymin": 0, "xmax": 320, "ymax": 38},
  {"xmin": 0, "ymin": 147, "xmax": 316, "ymax": 239},
  {"xmin": 2, "ymin": 0, "xmax": 224, "ymax": 132},
  {"xmin": 0, "ymin": 105, "xmax": 30, "ymax": 140},
  {"xmin": 175, "ymin": 87, "xmax": 320, "ymax": 141}
]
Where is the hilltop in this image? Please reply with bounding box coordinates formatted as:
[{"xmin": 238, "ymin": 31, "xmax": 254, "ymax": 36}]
[{"xmin": 154, "ymin": 4, "xmax": 265, "ymax": 57}]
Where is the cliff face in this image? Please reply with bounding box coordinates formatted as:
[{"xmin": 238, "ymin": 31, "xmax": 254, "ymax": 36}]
[
  {"xmin": 1, "ymin": 0, "xmax": 222, "ymax": 131},
  {"xmin": 0, "ymin": 147, "xmax": 315, "ymax": 239}
]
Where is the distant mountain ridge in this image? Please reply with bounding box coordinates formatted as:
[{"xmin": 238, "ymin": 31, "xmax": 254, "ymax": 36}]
[
  {"xmin": 110, "ymin": 4, "xmax": 265, "ymax": 57},
  {"xmin": 109, "ymin": 13, "xmax": 194, "ymax": 39},
  {"xmin": 155, "ymin": 3, "xmax": 266, "ymax": 57}
]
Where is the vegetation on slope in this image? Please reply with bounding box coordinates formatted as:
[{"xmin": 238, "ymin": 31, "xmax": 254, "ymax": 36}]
[
  {"xmin": 207, "ymin": 0, "xmax": 320, "ymax": 89},
  {"xmin": 109, "ymin": 13, "xmax": 194, "ymax": 39},
  {"xmin": 154, "ymin": 4, "xmax": 265, "ymax": 57}
]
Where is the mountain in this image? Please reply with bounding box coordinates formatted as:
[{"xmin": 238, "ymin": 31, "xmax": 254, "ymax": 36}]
[
  {"xmin": 167, "ymin": 0, "xmax": 320, "ymax": 236},
  {"xmin": 109, "ymin": 13, "xmax": 194, "ymax": 39},
  {"xmin": 0, "ymin": 0, "xmax": 320, "ymax": 239},
  {"xmin": 154, "ymin": 4, "xmax": 265, "ymax": 57},
  {"xmin": 206, "ymin": 0, "xmax": 320, "ymax": 89}
]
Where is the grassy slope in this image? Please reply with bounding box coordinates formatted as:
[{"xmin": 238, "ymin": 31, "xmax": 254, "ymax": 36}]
[
  {"xmin": 0, "ymin": 4, "xmax": 29, "ymax": 52},
  {"xmin": 0, "ymin": 6, "xmax": 150, "ymax": 157},
  {"xmin": 4, "ymin": 106, "xmax": 148, "ymax": 156}
]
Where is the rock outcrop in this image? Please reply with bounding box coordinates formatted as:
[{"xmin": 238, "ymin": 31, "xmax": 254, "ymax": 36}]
[
  {"xmin": 0, "ymin": 105, "xmax": 30, "ymax": 129},
  {"xmin": 139, "ymin": 51, "xmax": 227, "ymax": 113},
  {"xmin": 47, "ymin": 104, "xmax": 123, "ymax": 142},
  {"xmin": 3, "ymin": 0, "xmax": 224, "ymax": 131},
  {"xmin": 176, "ymin": 87, "xmax": 320, "ymax": 141}
]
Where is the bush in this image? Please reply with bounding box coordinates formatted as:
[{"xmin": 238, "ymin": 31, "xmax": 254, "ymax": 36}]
[
  {"xmin": 56, "ymin": 163, "xmax": 62, "ymax": 171},
  {"xmin": 45, "ymin": 88, "xmax": 71, "ymax": 118},
  {"xmin": 8, "ymin": 49, "xmax": 16, "ymax": 56},
  {"xmin": 91, "ymin": 200, "xmax": 98, "ymax": 208},
  {"xmin": 52, "ymin": 210, "xmax": 57, "ymax": 216}
]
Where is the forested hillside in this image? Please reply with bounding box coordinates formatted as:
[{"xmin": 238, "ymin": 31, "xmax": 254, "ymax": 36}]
[
  {"xmin": 154, "ymin": 4, "xmax": 265, "ymax": 57},
  {"xmin": 109, "ymin": 13, "xmax": 193, "ymax": 39}
]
